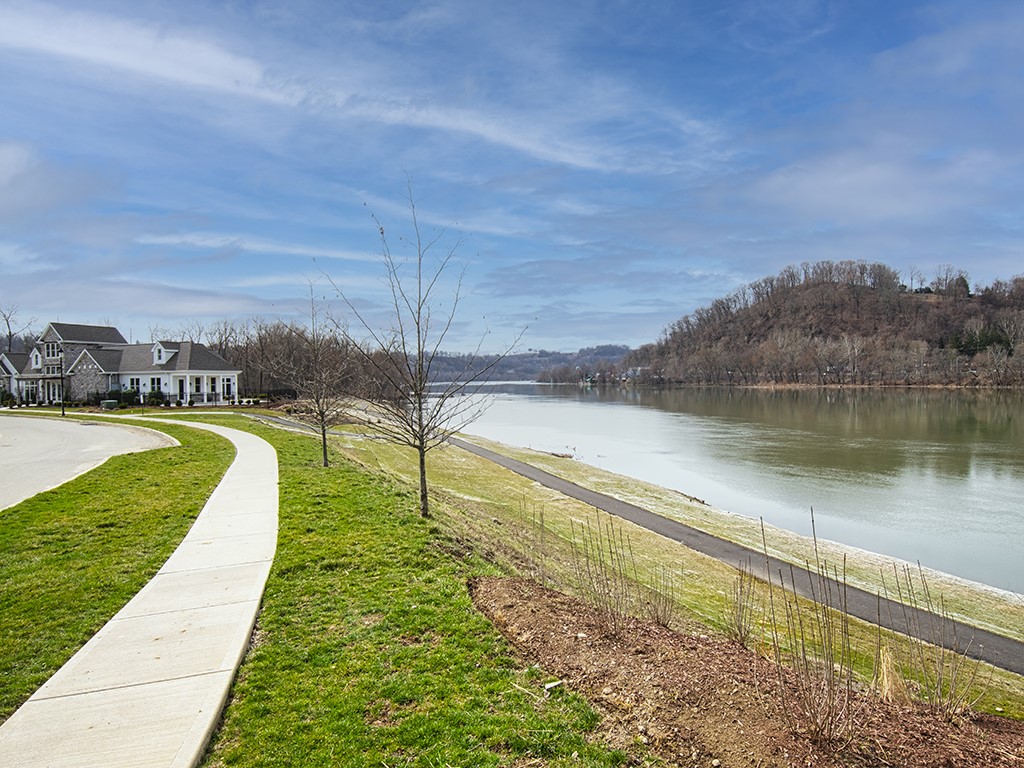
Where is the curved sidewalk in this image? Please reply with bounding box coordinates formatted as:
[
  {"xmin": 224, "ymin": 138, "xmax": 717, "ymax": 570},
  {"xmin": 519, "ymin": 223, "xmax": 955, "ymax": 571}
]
[{"xmin": 0, "ymin": 419, "xmax": 278, "ymax": 768}]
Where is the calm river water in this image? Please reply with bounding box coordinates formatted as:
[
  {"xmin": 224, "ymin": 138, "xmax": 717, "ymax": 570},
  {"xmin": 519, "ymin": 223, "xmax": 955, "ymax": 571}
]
[{"xmin": 460, "ymin": 384, "xmax": 1024, "ymax": 594}]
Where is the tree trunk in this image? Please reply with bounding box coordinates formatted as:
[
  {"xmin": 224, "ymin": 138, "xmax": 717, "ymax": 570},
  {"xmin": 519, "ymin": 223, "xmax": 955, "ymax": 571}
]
[
  {"xmin": 418, "ymin": 445, "xmax": 429, "ymax": 517},
  {"xmin": 321, "ymin": 423, "xmax": 329, "ymax": 467}
]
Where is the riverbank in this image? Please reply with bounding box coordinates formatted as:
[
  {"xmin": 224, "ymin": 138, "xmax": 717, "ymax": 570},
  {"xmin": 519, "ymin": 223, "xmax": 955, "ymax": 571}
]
[
  {"xmin": 461, "ymin": 383, "xmax": 1024, "ymax": 593},
  {"xmin": 326, "ymin": 422, "xmax": 1024, "ymax": 716}
]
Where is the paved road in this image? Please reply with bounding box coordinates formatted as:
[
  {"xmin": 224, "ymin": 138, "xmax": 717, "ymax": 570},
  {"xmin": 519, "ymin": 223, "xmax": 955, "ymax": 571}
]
[
  {"xmin": 0, "ymin": 414, "xmax": 177, "ymax": 510},
  {"xmin": 0, "ymin": 418, "xmax": 279, "ymax": 768},
  {"xmin": 450, "ymin": 437, "xmax": 1024, "ymax": 678}
]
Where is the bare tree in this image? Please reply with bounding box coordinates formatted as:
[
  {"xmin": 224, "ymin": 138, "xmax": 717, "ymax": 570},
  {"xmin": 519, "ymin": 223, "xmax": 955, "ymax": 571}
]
[
  {"xmin": 272, "ymin": 287, "xmax": 355, "ymax": 467},
  {"xmin": 333, "ymin": 189, "xmax": 523, "ymax": 517},
  {"xmin": 177, "ymin": 319, "xmax": 206, "ymax": 344},
  {"xmin": 1, "ymin": 305, "xmax": 35, "ymax": 354}
]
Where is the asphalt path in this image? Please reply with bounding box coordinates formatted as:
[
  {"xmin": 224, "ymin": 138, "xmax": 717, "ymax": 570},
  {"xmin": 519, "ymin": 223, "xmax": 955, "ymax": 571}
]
[
  {"xmin": 449, "ymin": 436, "xmax": 1024, "ymax": 678},
  {"xmin": 0, "ymin": 414, "xmax": 177, "ymax": 510}
]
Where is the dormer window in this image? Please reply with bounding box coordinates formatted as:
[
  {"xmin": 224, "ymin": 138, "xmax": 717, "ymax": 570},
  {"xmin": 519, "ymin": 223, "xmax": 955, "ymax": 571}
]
[{"xmin": 152, "ymin": 342, "xmax": 175, "ymax": 366}]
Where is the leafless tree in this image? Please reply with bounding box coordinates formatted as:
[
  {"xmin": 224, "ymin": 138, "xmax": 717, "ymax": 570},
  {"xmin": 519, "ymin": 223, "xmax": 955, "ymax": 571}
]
[
  {"xmin": 271, "ymin": 287, "xmax": 356, "ymax": 467},
  {"xmin": 333, "ymin": 188, "xmax": 523, "ymax": 517},
  {"xmin": 177, "ymin": 319, "xmax": 206, "ymax": 344},
  {"xmin": 1, "ymin": 305, "xmax": 35, "ymax": 354}
]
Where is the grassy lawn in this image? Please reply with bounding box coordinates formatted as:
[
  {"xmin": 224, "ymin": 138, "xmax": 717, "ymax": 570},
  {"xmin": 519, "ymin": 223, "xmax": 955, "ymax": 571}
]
[
  {"xmin": 155, "ymin": 416, "xmax": 628, "ymax": 767},
  {"xmin": 0, "ymin": 418, "xmax": 233, "ymax": 720}
]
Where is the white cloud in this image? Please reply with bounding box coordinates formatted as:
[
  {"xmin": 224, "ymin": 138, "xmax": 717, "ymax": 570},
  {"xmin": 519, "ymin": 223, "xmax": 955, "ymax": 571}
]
[
  {"xmin": 0, "ymin": 143, "xmax": 35, "ymax": 186},
  {"xmin": 0, "ymin": 3, "xmax": 293, "ymax": 103},
  {"xmin": 0, "ymin": 141, "xmax": 103, "ymax": 226},
  {"xmin": 724, "ymin": 0, "xmax": 838, "ymax": 53},
  {"xmin": 749, "ymin": 143, "xmax": 1003, "ymax": 225},
  {"xmin": 136, "ymin": 233, "xmax": 377, "ymax": 262}
]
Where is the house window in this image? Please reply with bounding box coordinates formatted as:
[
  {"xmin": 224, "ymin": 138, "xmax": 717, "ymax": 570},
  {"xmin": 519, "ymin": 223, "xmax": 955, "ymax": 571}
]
[
  {"xmin": 129, "ymin": 377, "xmax": 141, "ymax": 390},
  {"xmin": 150, "ymin": 377, "xmax": 162, "ymax": 391},
  {"xmin": 45, "ymin": 342, "xmax": 60, "ymax": 358},
  {"xmin": 157, "ymin": 348, "xmax": 163, "ymax": 361},
  {"xmin": 195, "ymin": 379, "xmax": 202, "ymax": 393}
]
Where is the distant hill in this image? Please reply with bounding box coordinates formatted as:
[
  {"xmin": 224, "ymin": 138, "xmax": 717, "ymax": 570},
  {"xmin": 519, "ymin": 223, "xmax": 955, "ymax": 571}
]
[
  {"xmin": 428, "ymin": 345, "xmax": 631, "ymax": 383},
  {"xmin": 624, "ymin": 260, "xmax": 1024, "ymax": 386}
]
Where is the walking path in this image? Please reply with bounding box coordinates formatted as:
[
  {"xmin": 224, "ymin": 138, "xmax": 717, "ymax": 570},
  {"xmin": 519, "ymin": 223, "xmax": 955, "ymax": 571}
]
[
  {"xmin": 0, "ymin": 418, "xmax": 278, "ymax": 768},
  {"xmin": 450, "ymin": 436, "xmax": 1024, "ymax": 678}
]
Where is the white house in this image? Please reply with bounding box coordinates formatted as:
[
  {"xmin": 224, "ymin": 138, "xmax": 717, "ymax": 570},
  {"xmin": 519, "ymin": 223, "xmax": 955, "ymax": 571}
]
[
  {"xmin": 9, "ymin": 322, "xmax": 240, "ymax": 405},
  {"xmin": 0, "ymin": 352, "xmax": 28, "ymax": 401}
]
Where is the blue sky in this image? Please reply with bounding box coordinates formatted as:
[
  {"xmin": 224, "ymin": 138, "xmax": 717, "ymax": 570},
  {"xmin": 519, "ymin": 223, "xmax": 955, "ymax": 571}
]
[{"xmin": 1, "ymin": 1, "xmax": 1022, "ymax": 351}]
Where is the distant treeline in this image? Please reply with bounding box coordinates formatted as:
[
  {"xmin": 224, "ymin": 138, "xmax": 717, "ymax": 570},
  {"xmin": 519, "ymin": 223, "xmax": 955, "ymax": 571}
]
[
  {"xmin": 623, "ymin": 260, "xmax": 1024, "ymax": 387},
  {"xmin": 428, "ymin": 345, "xmax": 632, "ymax": 383}
]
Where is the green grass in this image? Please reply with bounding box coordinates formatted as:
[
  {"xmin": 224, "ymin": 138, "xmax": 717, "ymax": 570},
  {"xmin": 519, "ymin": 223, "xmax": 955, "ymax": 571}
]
[
  {"xmin": 0, "ymin": 419, "xmax": 233, "ymax": 720},
  {"xmin": 187, "ymin": 417, "xmax": 628, "ymax": 767}
]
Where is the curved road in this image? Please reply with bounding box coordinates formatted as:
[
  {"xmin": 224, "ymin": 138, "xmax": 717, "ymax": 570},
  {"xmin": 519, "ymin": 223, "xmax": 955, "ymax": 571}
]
[
  {"xmin": 450, "ymin": 436, "xmax": 1024, "ymax": 678},
  {"xmin": 0, "ymin": 414, "xmax": 178, "ymax": 510}
]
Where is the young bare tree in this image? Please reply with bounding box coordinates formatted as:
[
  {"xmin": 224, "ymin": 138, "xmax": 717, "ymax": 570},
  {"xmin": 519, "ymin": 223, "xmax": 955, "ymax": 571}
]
[
  {"xmin": 333, "ymin": 189, "xmax": 523, "ymax": 517},
  {"xmin": 272, "ymin": 287, "xmax": 356, "ymax": 467}
]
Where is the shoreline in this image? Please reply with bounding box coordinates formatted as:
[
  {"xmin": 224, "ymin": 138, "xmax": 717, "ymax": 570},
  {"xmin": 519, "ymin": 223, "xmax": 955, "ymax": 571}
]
[
  {"xmin": 453, "ymin": 431, "xmax": 1023, "ymax": 638},
  {"xmin": 451, "ymin": 434, "xmax": 1024, "ymax": 676}
]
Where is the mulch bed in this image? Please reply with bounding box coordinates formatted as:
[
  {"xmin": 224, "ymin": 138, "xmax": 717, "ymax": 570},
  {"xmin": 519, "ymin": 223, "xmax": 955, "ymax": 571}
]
[{"xmin": 470, "ymin": 576, "xmax": 1024, "ymax": 767}]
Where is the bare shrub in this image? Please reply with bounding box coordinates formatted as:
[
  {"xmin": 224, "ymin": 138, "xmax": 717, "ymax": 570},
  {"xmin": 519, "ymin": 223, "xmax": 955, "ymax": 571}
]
[
  {"xmin": 728, "ymin": 559, "xmax": 759, "ymax": 647},
  {"xmin": 763, "ymin": 516, "xmax": 859, "ymax": 748},
  {"xmin": 880, "ymin": 564, "xmax": 989, "ymax": 719},
  {"xmin": 642, "ymin": 564, "xmax": 677, "ymax": 628},
  {"xmin": 569, "ymin": 510, "xmax": 638, "ymax": 636},
  {"xmin": 516, "ymin": 497, "xmax": 549, "ymax": 586}
]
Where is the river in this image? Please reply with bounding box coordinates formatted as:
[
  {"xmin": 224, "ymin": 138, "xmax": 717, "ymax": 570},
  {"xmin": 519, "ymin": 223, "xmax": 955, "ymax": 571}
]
[{"xmin": 459, "ymin": 384, "xmax": 1024, "ymax": 594}]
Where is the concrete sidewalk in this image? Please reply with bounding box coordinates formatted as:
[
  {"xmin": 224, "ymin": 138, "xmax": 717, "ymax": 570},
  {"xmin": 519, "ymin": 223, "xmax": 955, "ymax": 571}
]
[{"xmin": 0, "ymin": 419, "xmax": 278, "ymax": 768}]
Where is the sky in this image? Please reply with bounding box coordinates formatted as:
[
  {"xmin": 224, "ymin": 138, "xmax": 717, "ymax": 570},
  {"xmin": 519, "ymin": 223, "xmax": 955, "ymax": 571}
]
[{"xmin": 1, "ymin": 1, "xmax": 1022, "ymax": 352}]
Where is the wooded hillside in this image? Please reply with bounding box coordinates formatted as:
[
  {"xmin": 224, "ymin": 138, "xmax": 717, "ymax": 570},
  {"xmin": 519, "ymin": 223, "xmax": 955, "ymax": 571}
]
[{"xmin": 625, "ymin": 261, "xmax": 1024, "ymax": 386}]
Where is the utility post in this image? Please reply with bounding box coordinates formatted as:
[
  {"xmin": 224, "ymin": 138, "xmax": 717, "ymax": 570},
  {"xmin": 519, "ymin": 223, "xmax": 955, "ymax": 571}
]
[{"xmin": 59, "ymin": 351, "xmax": 66, "ymax": 417}]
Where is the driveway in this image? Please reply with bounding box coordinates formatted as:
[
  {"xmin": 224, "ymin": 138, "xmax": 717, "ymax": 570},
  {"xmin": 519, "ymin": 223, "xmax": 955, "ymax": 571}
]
[{"xmin": 0, "ymin": 414, "xmax": 177, "ymax": 510}]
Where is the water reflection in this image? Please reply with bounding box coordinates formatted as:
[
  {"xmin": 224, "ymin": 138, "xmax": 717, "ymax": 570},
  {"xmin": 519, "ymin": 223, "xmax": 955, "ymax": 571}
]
[{"xmin": 462, "ymin": 385, "xmax": 1024, "ymax": 592}]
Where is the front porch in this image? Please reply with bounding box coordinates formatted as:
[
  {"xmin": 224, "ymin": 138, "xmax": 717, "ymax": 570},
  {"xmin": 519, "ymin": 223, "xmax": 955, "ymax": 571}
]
[{"xmin": 169, "ymin": 374, "xmax": 236, "ymax": 405}]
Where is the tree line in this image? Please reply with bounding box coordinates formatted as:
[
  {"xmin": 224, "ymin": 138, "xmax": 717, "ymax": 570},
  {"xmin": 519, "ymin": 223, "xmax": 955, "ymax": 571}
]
[{"xmin": 623, "ymin": 260, "xmax": 1024, "ymax": 387}]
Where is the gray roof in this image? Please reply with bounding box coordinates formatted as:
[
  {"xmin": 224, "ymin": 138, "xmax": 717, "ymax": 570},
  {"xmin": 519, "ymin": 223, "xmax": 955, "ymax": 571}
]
[
  {"xmin": 116, "ymin": 342, "xmax": 238, "ymax": 374},
  {"xmin": 49, "ymin": 323, "xmax": 128, "ymax": 345},
  {"xmin": 1, "ymin": 352, "xmax": 29, "ymax": 375},
  {"xmin": 174, "ymin": 342, "xmax": 237, "ymax": 372},
  {"xmin": 76, "ymin": 348, "xmax": 124, "ymax": 373},
  {"xmin": 68, "ymin": 342, "xmax": 238, "ymax": 375}
]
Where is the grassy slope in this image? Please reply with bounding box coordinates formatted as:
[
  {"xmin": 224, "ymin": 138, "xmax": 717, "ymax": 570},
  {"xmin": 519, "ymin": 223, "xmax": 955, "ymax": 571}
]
[
  {"xmin": 189, "ymin": 417, "xmax": 628, "ymax": 767},
  {"xmin": 0, "ymin": 419, "xmax": 233, "ymax": 720}
]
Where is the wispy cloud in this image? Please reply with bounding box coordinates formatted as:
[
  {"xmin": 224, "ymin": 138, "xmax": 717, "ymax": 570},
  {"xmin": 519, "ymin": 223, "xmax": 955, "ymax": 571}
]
[
  {"xmin": 0, "ymin": 3, "xmax": 293, "ymax": 103},
  {"xmin": 137, "ymin": 233, "xmax": 377, "ymax": 262}
]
